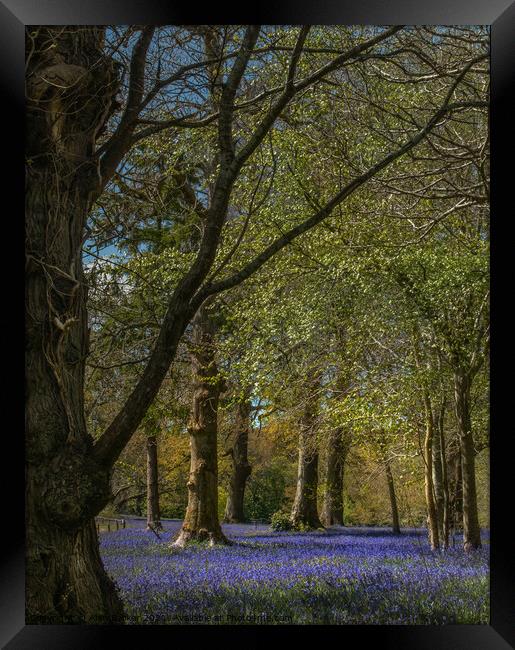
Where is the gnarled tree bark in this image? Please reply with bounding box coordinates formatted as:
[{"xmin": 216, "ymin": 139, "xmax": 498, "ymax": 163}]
[
  {"xmin": 25, "ymin": 26, "xmax": 124, "ymax": 623},
  {"xmin": 173, "ymin": 304, "xmax": 229, "ymax": 546}
]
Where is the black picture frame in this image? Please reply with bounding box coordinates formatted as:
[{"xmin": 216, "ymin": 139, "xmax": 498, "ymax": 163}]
[{"xmin": 7, "ymin": 1, "xmax": 515, "ymax": 647}]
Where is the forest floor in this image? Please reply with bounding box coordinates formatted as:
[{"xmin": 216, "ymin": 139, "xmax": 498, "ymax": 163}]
[{"xmin": 99, "ymin": 521, "xmax": 489, "ymax": 625}]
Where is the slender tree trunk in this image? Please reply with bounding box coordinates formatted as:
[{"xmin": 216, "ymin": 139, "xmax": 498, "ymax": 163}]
[
  {"xmin": 413, "ymin": 336, "xmax": 440, "ymax": 550},
  {"xmin": 419, "ymin": 391, "xmax": 440, "ymax": 549},
  {"xmin": 291, "ymin": 383, "xmax": 322, "ymax": 529},
  {"xmin": 437, "ymin": 403, "xmax": 451, "ymax": 549},
  {"xmin": 25, "ymin": 27, "xmax": 124, "ymax": 623},
  {"xmin": 174, "ymin": 304, "xmax": 229, "ymax": 546},
  {"xmin": 146, "ymin": 435, "xmax": 162, "ymax": 531},
  {"xmin": 432, "ymin": 405, "xmax": 446, "ymax": 546},
  {"xmin": 321, "ymin": 429, "xmax": 348, "ymax": 527},
  {"xmin": 448, "ymin": 445, "xmax": 463, "ymax": 546},
  {"xmin": 224, "ymin": 397, "xmax": 252, "ymax": 523},
  {"xmin": 423, "ymin": 411, "xmax": 440, "ymax": 550},
  {"xmin": 385, "ymin": 458, "xmax": 401, "ymax": 535},
  {"xmin": 454, "ymin": 370, "xmax": 481, "ymax": 550}
]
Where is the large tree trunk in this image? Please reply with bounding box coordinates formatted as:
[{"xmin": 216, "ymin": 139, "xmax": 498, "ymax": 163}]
[
  {"xmin": 26, "ymin": 515, "xmax": 123, "ymax": 624},
  {"xmin": 174, "ymin": 304, "xmax": 229, "ymax": 546},
  {"xmin": 224, "ymin": 397, "xmax": 252, "ymax": 523},
  {"xmin": 146, "ymin": 435, "xmax": 162, "ymax": 531},
  {"xmin": 291, "ymin": 383, "xmax": 322, "ymax": 530},
  {"xmin": 25, "ymin": 27, "xmax": 124, "ymax": 623},
  {"xmin": 385, "ymin": 458, "xmax": 401, "ymax": 535},
  {"xmin": 454, "ymin": 371, "xmax": 481, "ymax": 550},
  {"xmin": 321, "ymin": 429, "xmax": 348, "ymax": 527}
]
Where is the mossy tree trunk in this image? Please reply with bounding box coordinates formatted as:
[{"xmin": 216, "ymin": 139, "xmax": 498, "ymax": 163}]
[
  {"xmin": 385, "ymin": 458, "xmax": 401, "ymax": 535},
  {"xmin": 291, "ymin": 381, "xmax": 322, "ymax": 530},
  {"xmin": 174, "ymin": 304, "xmax": 229, "ymax": 546},
  {"xmin": 146, "ymin": 435, "xmax": 162, "ymax": 532},
  {"xmin": 224, "ymin": 397, "xmax": 252, "ymax": 523},
  {"xmin": 423, "ymin": 407, "xmax": 440, "ymax": 551},
  {"xmin": 448, "ymin": 445, "xmax": 463, "ymax": 545},
  {"xmin": 321, "ymin": 428, "xmax": 349, "ymax": 527},
  {"xmin": 433, "ymin": 400, "xmax": 449, "ymax": 547},
  {"xmin": 454, "ymin": 370, "xmax": 481, "ymax": 550},
  {"xmin": 25, "ymin": 26, "xmax": 125, "ymax": 623},
  {"xmin": 413, "ymin": 335, "xmax": 440, "ymax": 550}
]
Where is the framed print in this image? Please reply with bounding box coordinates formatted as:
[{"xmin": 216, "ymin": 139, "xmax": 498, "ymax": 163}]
[{"xmin": 6, "ymin": 0, "xmax": 515, "ymax": 647}]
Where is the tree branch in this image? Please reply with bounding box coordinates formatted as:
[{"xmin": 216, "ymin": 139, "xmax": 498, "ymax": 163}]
[
  {"xmin": 195, "ymin": 98, "xmax": 487, "ymax": 304},
  {"xmin": 218, "ymin": 25, "xmax": 261, "ymax": 165},
  {"xmin": 95, "ymin": 27, "xmax": 155, "ymax": 199}
]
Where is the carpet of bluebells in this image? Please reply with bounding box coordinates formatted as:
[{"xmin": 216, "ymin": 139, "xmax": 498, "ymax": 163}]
[{"xmin": 99, "ymin": 520, "xmax": 489, "ymax": 625}]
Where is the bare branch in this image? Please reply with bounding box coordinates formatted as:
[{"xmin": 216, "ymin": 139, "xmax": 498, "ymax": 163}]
[{"xmin": 96, "ymin": 27, "xmax": 155, "ymax": 197}]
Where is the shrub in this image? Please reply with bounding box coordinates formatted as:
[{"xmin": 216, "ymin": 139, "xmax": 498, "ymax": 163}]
[
  {"xmin": 244, "ymin": 464, "xmax": 287, "ymax": 522},
  {"xmin": 270, "ymin": 511, "xmax": 293, "ymax": 531}
]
